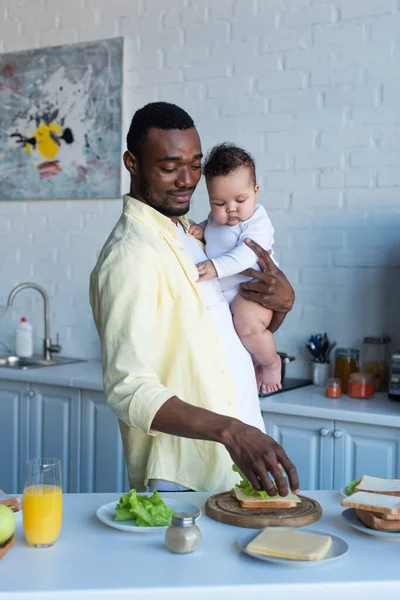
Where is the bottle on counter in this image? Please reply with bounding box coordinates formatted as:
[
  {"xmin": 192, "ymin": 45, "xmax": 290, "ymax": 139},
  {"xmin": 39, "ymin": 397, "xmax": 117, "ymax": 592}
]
[
  {"xmin": 348, "ymin": 373, "xmax": 375, "ymax": 399},
  {"xmin": 326, "ymin": 377, "xmax": 342, "ymax": 399},
  {"xmin": 362, "ymin": 335, "xmax": 391, "ymax": 392},
  {"xmin": 334, "ymin": 348, "xmax": 360, "ymax": 394},
  {"xmin": 15, "ymin": 317, "xmax": 33, "ymax": 358},
  {"xmin": 165, "ymin": 513, "xmax": 201, "ymax": 554}
]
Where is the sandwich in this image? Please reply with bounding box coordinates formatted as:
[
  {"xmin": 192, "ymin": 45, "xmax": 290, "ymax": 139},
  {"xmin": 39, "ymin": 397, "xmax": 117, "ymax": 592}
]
[
  {"xmin": 0, "ymin": 495, "xmax": 21, "ymax": 513},
  {"xmin": 341, "ymin": 476, "xmax": 400, "ymax": 532},
  {"xmin": 231, "ymin": 465, "xmax": 301, "ymax": 510},
  {"xmin": 355, "ymin": 475, "xmax": 400, "ymax": 497},
  {"xmin": 246, "ymin": 527, "xmax": 332, "ymax": 561},
  {"xmin": 0, "ymin": 505, "xmax": 16, "ymax": 560}
]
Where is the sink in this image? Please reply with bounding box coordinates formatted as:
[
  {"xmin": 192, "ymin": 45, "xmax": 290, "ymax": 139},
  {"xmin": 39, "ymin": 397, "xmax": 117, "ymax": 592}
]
[{"xmin": 0, "ymin": 355, "xmax": 85, "ymax": 370}]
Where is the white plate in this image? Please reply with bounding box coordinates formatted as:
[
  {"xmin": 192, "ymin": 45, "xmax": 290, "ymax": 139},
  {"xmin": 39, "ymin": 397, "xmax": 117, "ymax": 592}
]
[
  {"xmin": 340, "ymin": 487, "xmax": 348, "ymax": 497},
  {"xmin": 341, "ymin": 509, "xmax": 400, "ymax": 540},
  {"xmin": 96, "ymin": 497, "xmax": 201, "ymax": 534},
  {"xmin": 238, "ymin": 529, "xmax": 349, "ymax": 567}
]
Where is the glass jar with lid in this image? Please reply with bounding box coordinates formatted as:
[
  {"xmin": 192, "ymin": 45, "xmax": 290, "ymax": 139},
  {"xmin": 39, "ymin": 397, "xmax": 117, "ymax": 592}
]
[
  {"xmin": 326, "ymin": 377, "xmax": 342, "ymax": 399},
  {"xmin": 348, "ymin": 372, "xmax": 375, "ymax": 399},
  {"xmin": 362, "ymin": 335, "xmax": 391, "ymax": 392},
  {"xmin": 334, "ymin": 348, "xmax": 360, "ymax": 394},
  {"xmin": 165, "ymin": 513, "xmax": 201, "ymax": 554}
]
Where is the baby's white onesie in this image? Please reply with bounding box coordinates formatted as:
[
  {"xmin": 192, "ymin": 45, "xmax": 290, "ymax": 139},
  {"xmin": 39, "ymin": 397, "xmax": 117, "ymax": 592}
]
[{"xmin": 203, "ymin": 204, "xmax": 275, "ymax": 305}]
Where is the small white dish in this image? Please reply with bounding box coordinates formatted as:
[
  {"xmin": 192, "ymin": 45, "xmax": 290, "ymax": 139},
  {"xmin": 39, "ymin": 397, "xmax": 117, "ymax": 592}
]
[
  {"xmin": 341, "ymin": 509, "xmax": 400, "ymax": 540},
  {"xmin": 96, "ymin": 497, "xmax": 201, "ymax": 534},
  {"xmin": 238, "ymin": 529, "xmax": 348, "ymax": 567},
  {"xmin": 340, "ymin": 487, "xmax": 348, "ymax": 498}
]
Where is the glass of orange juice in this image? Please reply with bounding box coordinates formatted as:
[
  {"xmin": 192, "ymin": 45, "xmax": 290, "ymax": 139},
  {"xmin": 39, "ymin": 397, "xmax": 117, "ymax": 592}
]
[{"xmin": 23, "ymin": 458, "xmax": 62, "ymax": 548}]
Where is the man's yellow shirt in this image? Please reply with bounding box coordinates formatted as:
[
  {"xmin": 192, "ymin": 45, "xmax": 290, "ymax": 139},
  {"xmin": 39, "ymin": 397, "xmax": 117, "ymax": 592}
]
[{"xmin": 89, "ymin": 195, "xmax": 240, "ymax": 491}]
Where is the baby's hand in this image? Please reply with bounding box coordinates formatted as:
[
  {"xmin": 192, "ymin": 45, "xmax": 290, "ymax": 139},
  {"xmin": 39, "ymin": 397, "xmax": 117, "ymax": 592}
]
[
  {"xmin": 196, "ymin": 260, "xmax": 217, "ymax": 281},
  {"xmin": 189, "ymin": 223, "xmax": 204, "ymax": 240}
]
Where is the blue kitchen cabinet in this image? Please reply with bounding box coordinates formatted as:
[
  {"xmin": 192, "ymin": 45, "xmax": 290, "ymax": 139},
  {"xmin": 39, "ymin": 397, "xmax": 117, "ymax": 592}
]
[
  {"xmin": 80, "ymin": 391, "xmax": 129, "ymax": 493},
  {"xmin": 264, "ymin": 412, "xmax": 400, "ymax": 490},
  {"xmin": 0, "ymin": 380, "xmax": 29, "ymax": 494},
  {"xmin": 333, "ymin": 420, "xmax": 400, "ymax": 488},
  {"xmin": 264, "ymin": 413, "xmax": 334, "ymax": 490},
  {"xmin": 28, "ymin": 384, "xmax": 80, "ymax": 493}
]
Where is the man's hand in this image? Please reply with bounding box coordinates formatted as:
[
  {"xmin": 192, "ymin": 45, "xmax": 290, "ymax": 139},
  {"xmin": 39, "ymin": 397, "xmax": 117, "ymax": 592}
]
[
  {"xmin": 196, "ymin": 259, "xmax": 218, "ymax": 281},
  {"xmin": 239, "ymin": 238, "xmax": 295, "ymax": 313},
  {"xmin": 189, "ymin": 222, "xmax": 204, "ymax": 241},
  {"xmin": 222, "ymin": 420, "xmax": 299, "ymax": 496}
]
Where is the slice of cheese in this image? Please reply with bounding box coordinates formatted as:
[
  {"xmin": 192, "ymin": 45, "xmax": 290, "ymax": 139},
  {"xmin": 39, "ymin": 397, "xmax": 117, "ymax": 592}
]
[
  {"xmin": 233, "ymin": 487, "xmax": 301, "ymax": 504},
  {"xmin": 246, "ymin": 527, "xmax": 332, "ymax": 561}
]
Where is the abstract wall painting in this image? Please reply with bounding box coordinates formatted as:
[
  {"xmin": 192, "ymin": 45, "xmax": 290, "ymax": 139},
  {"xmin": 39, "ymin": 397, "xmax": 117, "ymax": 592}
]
[{"xmin": 0, "ymin": 37, "xmax": 123, "ymax": 200}]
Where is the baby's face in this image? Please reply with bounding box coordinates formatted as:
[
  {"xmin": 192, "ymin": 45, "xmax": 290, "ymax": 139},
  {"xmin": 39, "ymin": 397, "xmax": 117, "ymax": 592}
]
[{"xmin": 206, "ymin": 166, "xmax": 259, "ymax": 226}]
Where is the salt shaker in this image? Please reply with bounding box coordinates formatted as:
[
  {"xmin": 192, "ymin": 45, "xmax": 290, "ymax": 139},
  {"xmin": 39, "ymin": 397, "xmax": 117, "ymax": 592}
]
[{"xmin": 165, "ymin": 512, "xmax": 201, "ymax": 554}]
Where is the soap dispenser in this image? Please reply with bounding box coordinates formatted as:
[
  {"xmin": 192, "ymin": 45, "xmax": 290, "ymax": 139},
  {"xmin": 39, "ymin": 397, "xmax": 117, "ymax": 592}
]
[{"xmin": 16, "ymin": 317, "xmax": 33, "ymax": 358}]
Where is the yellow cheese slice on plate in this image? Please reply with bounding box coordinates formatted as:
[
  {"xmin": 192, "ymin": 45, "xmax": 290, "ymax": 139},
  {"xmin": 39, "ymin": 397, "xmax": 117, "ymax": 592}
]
[{"xmin": 246, "ymin": 527, "xmax": 332, "ymax": 561}]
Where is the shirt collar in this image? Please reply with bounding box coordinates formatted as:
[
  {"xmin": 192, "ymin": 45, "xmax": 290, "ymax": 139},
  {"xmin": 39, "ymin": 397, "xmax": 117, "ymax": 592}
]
[{"xmin": 123, "ymin": 194, "xmax": 191, "ymax": 235}]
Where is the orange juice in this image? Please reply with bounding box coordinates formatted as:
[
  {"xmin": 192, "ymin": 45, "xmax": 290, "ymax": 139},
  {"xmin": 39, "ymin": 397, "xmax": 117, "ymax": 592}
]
[{"xmin": 23, "ymin": 485, "xmax": 62, "ymax": 546}]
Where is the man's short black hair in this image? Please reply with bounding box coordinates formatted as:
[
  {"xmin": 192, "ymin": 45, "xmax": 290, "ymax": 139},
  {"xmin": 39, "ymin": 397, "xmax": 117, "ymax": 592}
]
[
  {"xmin": 127, "ymin": 102, "xmax": 195, "ymax": 157},
  {"xmin": 203, "ymin": 143, "xmax": 256, "ymax": 186}
]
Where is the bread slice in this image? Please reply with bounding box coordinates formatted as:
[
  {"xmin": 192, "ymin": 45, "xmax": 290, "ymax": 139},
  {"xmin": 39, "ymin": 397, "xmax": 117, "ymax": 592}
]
[
  {"xmin": 355, "ymin": 509, "xmax": 400, "ymax": 532},
  {"xmin": 232, "ymin": 487, "xmax": 300, "ymax": 509},
  {"xmin": 341, "ymin": 491, "xmax": 400, "ymax": 515},
  {"xmin": 371, "ymin": 511, "xmax": 400, "ymax": 521},
  {"xmin": 356, "ymin": 475, "xmax": 400, "ymax": 497},
  {"xmin": 0, "ymin": 534, "xmax": 15, "ymax": 560},
  {"xmin": 246, "ymin": 527, "xmax": 332, "ymax": 561}
]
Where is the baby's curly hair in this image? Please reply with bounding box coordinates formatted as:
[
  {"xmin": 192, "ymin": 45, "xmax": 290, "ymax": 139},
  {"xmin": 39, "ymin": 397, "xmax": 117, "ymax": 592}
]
[{"xmin": 203, "ymin": 143, "xmax": 256, "ymax": 186}]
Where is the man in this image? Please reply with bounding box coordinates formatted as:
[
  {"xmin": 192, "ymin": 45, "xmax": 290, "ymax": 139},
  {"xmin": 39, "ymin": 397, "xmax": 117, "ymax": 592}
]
[{"xmin": 90, "ymin": 102, "xmax": 298, "ymax": 496}]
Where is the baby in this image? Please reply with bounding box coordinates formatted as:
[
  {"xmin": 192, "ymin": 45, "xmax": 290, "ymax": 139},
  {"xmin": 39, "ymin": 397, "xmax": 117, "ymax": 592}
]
[{"xmin": 189, "ymin": 143, "xmax": 281, "ymax": 395}]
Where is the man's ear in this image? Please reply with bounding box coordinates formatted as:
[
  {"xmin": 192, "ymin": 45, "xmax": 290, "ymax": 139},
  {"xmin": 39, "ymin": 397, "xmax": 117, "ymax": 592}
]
[{"xmin": 123, "ymin": 150, "xmax": 139, "ymax": 176}]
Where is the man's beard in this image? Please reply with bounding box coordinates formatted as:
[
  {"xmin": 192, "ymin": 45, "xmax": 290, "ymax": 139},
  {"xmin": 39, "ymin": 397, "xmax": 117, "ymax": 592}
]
[{"xmin": 139, "ymin": 177, "xmax": 192, "ymax": 218}]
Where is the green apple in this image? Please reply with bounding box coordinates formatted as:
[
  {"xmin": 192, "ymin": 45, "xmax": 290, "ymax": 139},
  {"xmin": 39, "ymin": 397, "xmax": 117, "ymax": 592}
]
[{"xmin": 0, "ymin": 505, "xmax": 16, "ymax": 545}]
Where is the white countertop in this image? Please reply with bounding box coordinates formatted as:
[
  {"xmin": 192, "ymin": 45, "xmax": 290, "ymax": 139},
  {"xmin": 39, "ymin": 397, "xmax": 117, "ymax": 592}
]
[
  {"xmin": 1, "ymin": 491, "xmax": 400, "ymax": 600},
  {"xmin": 260, "ymin": 385, "xmax": 400, "ymax": 427},
  {"xmin": 0, "ymin": 359, "xmax": 104, "ymax": 391}
]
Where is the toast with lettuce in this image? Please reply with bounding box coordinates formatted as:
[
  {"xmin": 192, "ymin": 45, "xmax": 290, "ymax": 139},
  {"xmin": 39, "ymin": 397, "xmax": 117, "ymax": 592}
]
[{"xmin": 232, "ymin": 464, "xmax": 301, "ymax": 509}]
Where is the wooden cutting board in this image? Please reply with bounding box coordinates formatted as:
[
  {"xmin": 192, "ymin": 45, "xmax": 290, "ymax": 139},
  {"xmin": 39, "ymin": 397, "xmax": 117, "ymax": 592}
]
[{"xmin": 205, "ymin": 492, "xmax": 322, "ymax": 529}]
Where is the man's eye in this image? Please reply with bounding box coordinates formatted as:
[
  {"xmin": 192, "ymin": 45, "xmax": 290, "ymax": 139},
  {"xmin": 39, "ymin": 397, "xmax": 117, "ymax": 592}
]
[
  {"xmin": 192, "ymin": 164, "xmax": 202, "ymax": 170},
  {"xmin": 161, "ymin": 167, "xmax": 176, "ymax": 173}
]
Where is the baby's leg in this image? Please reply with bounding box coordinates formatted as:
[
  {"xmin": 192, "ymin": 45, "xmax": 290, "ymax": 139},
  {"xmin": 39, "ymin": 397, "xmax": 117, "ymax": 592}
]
[{"xmin": 231, "ymin": 294, "xmax": 281, "ymax": 395}]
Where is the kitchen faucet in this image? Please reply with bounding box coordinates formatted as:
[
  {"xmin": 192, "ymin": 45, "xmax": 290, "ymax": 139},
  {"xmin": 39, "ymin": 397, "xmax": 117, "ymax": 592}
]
[{"xmin": 7, "ymin": 282, "xmax": 61, "ymax": 361}]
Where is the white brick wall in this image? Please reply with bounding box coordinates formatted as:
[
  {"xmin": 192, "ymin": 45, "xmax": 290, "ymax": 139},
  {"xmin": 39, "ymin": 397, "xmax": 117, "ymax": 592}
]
[{"xmin": 0, "ymin": 0, "xmax": 399, "ymax": 376}]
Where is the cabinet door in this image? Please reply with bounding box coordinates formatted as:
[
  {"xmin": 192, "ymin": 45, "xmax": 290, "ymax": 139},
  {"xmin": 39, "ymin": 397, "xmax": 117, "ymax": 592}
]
[
  {"xmin": 80, "ymin": 391, "xmax": 127, "ymax": 493},
  {"xmin": 264, "ymin": 413, "xmax": 334, "ymax": 490},
  {"xmin": 333, "ymin": 421, "xmax": 400, "ymax": 488},
  {"xmin": 29, "ymin": 384, "xmax": 80, "ymax": 493},
  {"xmin": 0, "ymin": 380, "xmax": 29, "ymax": 494}
]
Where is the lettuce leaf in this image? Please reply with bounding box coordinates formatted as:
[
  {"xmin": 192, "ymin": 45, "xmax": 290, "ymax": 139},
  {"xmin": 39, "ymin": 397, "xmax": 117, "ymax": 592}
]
[
  {"xmin": 232, "ymin": 464, "xmax": 289, "ymax": 499},
  {"xmin": 345, "ymin": 479, "xmax": 360, "ymax": 496},
  {"xmin": 114, "ymin": 490, "xmax": 175, "ymax": 527}
]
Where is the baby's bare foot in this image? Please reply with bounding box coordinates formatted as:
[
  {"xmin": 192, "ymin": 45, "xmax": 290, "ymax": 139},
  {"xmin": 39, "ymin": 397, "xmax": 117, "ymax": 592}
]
[{"xmin": 260, "ymin": 355, "xmax": 282, "ymax": 395}]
